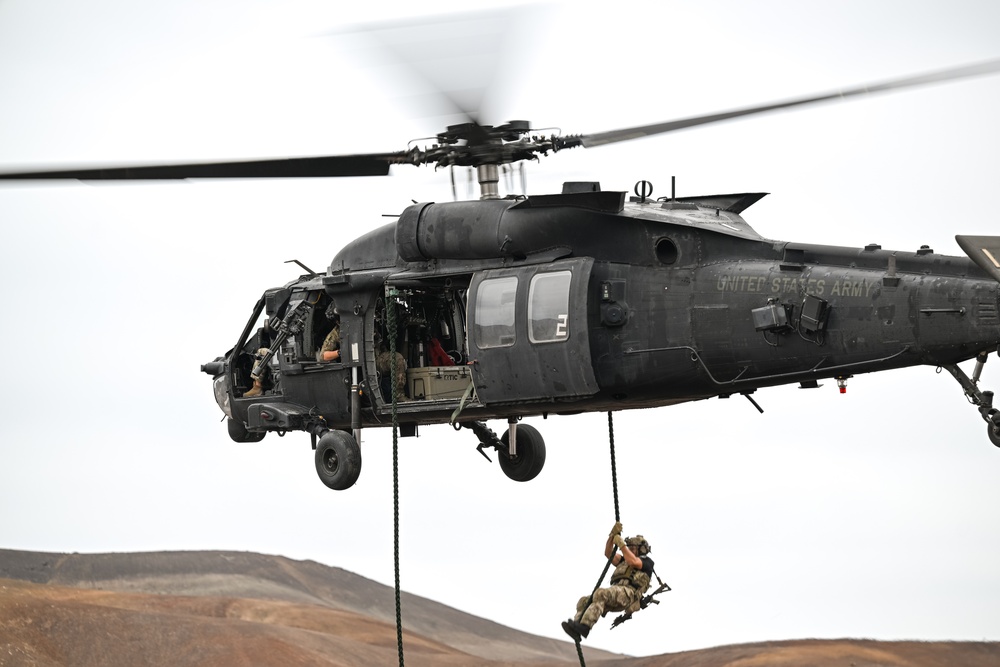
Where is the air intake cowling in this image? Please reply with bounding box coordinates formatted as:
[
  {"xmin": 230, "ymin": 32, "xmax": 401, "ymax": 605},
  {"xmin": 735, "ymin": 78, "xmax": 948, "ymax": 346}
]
[{"xmin": 395, "ymin": 200, "xmax": 517, "ymax": 262}]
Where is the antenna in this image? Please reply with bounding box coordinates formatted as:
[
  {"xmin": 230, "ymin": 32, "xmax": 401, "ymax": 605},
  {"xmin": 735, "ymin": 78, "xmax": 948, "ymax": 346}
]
[{"xmin": 284, "ymin": 259, "xmax": 317, "ymax": 276}]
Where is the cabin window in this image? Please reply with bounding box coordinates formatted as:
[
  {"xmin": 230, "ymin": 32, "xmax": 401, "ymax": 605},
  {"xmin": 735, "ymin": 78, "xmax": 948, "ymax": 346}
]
[
  {"xmin": 528, "ymin": 270, "xmax": 571, "ymax": 344},
  {"xmin": 475, "ymin": 276, "xmax": 518, "ymax": 348}
]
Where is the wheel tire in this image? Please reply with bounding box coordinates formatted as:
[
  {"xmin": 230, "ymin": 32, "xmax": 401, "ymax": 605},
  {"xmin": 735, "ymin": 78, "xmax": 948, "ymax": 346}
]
[
  {"xmin": 315, "ymin": 431, "xmax": 362, "ymax": 490},
  {"xmin": 227, "ymin": 418, "xmax": 265, "ymax": 443},
  {"xmin": 988, "ymin": 422, "xmax": 1000, "ymax": 448},
  {"xmin": 499, "ymin": 424, "xmax": 546, "ymax": 482}
]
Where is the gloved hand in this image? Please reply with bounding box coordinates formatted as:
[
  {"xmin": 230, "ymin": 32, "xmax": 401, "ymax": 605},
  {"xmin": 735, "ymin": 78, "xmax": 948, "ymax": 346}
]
[
  {"xmin": 610, "ymin": 521, "xmax": 623, "ymax": 537},
  {"xmin": 613, "ymin": 534, "xmax": 627, "ymax": 550}
]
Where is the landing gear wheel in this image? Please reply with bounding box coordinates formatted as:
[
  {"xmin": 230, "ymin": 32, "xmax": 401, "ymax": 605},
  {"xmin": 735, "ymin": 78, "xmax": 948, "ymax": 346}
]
[
  {"xmin": 227, "ymin": 418, "xmax": 265, "ymax": 443},
  {"xmin": 988, "ymin": 422, "xmax": 1000, "ymax": 448},
  {"xmin": 499, "ymin": 424, "xmax": 546, "ymax": 482},
  {"xmin": 315, "ymin": 430, "xmax": 362, "ymax": 490}
]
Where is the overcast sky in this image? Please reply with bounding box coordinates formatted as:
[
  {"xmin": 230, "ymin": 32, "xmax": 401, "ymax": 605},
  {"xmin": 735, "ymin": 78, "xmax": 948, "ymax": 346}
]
[{"xmin": 2, "ymin": 0, "xmax": 1000, "ymax": 657}]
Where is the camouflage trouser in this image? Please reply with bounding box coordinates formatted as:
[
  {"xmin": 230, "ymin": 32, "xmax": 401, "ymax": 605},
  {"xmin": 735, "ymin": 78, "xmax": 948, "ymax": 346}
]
[
  {"xmin": 575, "ymin": 584, "xmax": 640, "ymax": 628},
  {"xmin": 376, "ymin": 351, "xmax": 407, "ymax": 396}
]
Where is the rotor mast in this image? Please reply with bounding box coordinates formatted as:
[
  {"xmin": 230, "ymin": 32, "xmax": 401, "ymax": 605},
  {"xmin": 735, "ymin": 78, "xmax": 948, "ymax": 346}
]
[{"xmin": 477, "ymin": 164, "xmax": 501, "ymax": 200}]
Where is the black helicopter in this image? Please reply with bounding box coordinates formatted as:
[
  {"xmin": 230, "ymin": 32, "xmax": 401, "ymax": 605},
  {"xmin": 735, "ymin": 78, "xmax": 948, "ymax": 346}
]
[{"xmin": 4, "ymin": 60, "xmax": 1000, "ymax": 491}]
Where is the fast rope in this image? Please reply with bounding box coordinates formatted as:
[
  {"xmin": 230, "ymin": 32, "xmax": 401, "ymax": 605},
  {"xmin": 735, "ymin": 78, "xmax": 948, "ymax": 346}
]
[
  {"xmin": 574, "ymin": 411, "xmax": 621, "ymax": 667},
  {"xmin": 388, "ymin": 289, "xmax": 405, "ymax": 667},
  {"xmin": 608, "ymin": 411, "xmax": 620, "ymax": 523}
]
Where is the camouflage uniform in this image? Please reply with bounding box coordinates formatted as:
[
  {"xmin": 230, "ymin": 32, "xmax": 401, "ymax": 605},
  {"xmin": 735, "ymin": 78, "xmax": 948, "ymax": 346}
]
[
  {"xmin": 377, "ymin": 350, "xmax": 407, "ymax": 399},
  {"xmin": 317, "ymin": 326, "xmax": 340, "ymax": 362},
  {"xmin": 243, "ymin": 347, "xmax": 272, "ymax": 398},
  {"xmin": 574, "ymin": 558, "xmax": 650, "ymax": 627}
]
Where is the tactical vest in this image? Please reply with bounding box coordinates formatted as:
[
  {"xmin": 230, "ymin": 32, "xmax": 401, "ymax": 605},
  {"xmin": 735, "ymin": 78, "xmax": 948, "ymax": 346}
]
[{"xmin": 610, "ymin": 559, "xmax": 651, "ymax": 594}]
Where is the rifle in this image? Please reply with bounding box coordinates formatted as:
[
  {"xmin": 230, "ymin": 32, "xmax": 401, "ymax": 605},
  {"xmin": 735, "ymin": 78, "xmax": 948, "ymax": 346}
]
[{"xmin": 610, "ymin": 576, "xmax": 671, "ymax": 630}]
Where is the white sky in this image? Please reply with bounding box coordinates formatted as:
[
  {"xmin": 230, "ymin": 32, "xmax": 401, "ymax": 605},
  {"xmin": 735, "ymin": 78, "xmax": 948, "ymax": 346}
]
[{"xmin": 1, "ymin": 0, "xmax": 1000, "ymax": 657}]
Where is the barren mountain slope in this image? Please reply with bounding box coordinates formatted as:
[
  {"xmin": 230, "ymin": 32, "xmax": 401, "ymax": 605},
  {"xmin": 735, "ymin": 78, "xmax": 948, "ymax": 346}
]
[
  {"xmin": 0, "ymin": 577, "xmax": 525, "ymax": 667},
  {"xmin": 0, "ymin": 549, "xmax": 618, "ymax": 664},
  {"xmin": 607, "ymin": 639, "xmax": 1000, "ymax": 667},
  {"xmin": 1, "ymin": 550, "xmax": 997, "ymax": 667}
]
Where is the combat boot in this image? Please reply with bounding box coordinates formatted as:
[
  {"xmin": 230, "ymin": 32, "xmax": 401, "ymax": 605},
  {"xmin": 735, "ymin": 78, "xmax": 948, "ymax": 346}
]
[{"xmin": 561, "ymin": 619, "xmax": 590, "ymax": 642}]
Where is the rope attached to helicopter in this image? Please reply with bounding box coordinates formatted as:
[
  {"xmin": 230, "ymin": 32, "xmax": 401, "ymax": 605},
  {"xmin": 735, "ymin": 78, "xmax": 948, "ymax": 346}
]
[
  {"xmin": 571, "ymin": 413, "xmax": 671, "ymax": 667},
  {"xmin": 571, "ymin": 413, "xmax": 621, "ymax": 667},
  {"xmin": 388, "ymin": 289, "xmax": 405, "ymax": 667}
]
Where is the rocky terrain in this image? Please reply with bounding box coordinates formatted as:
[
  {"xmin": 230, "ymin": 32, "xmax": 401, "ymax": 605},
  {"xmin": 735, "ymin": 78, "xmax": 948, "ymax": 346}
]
[{"xmin": 0, "ymin": 549, "xmax": 996, "ymax": 667}]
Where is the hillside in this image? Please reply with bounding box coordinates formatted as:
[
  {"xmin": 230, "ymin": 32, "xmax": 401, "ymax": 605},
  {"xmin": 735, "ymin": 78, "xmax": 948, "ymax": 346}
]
[
  {"xmin": 0, "ymin": 549, "xmax": 617, "ymax": 665},
  {"xmin": 0, "ymin": 549, "xmax": 997, "ymax": 667}
]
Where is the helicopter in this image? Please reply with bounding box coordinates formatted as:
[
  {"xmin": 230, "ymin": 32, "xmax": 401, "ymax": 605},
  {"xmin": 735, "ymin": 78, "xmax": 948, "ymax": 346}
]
[{"xmin": 3, "ymin": 59, "xmax": 1000, "ymax": 492}]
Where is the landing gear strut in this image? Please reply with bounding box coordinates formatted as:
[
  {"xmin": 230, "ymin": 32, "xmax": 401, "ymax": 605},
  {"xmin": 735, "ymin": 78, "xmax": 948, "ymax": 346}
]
[
  {"xmin": 461, "ymin": 420, "xmax": 547, "ymax": 481},
  {"xmin": 941, "ymin": 351, "xmax": 1000, "ymax": 448}
]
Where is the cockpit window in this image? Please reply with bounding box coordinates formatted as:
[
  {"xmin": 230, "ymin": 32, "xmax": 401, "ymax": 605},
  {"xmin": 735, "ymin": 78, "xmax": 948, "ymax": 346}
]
[
  {"xmin": 475, "ymin": 276, "xmax": 517, "ymax": 348},
  {"xmin": 528, "ymin": 271, "xmax": 571, "ymax": 343}
]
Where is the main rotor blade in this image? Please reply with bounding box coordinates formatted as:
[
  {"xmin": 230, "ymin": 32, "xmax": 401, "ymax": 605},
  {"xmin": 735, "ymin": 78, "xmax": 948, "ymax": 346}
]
[
  {"xmin": 0, "ymin": 153, "xmax": 399, "ymax": 180},
  {"xmin": 578, "ymin": 59, "xmax": 1000, "ymax": 148},
  {"xmin": 329, "ymin": 6, "xmax": 543, "ymax": 128}
]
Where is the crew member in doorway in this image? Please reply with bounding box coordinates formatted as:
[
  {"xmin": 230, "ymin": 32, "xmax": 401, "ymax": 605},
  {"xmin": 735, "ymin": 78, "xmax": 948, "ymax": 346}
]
[
  {"xmin": 243, "ymin": 348, "xmax": 270, "ymax": 398},
  {"xmin": 562, "ymin": 523, "xmax": 654, "ymax": 642},
  {"xmin": 317, "ymin": 306, "xmax": 341, "ymax": 363},
  {"xmin": 377, "ymin": 348, "xmax": 407, "ymax": 400}
]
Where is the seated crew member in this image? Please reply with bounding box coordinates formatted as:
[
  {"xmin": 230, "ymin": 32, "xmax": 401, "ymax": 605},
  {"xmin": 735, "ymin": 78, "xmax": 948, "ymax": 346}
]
[
  {"xmin": 317, "ymin": 310, "xmax": 341, "ymax": 362},
  {"xmin": 243, "ymin": 348, "xmax": 271, "ymax": 398},
  {"xmin": 376, "ymin": 347, "xmax": 407, "ymax": 400},
  {"xmin": 562, "ymin": 522, "xmax": 654, "ymax": 642}
]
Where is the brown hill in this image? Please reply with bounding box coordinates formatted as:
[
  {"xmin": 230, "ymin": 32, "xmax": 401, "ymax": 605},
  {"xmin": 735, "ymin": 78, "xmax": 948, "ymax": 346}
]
[
  {"xmin": 0, "ymin": 549, "xmax": 997, "ymax": 667},
  {"xmin": 0, "ymin": 549, "xmax": 617, "ymax": 665},
  {"xmin": 613, "ymin": 640, "xmax": 1000, "ymax": 667}
]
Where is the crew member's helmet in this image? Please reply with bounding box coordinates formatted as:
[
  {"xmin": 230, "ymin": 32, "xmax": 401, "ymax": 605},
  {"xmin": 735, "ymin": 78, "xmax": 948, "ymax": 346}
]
[{"xmin": 626, "ymin": 535, "xmax": 651, "ymax": 556}]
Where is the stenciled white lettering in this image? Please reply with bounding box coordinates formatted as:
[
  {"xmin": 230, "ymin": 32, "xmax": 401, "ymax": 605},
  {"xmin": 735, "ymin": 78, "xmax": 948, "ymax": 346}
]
[
  {"xmin": 717, "ymin": 274, "xmax": 825, "ymax": 295},
  {"xmin": 717, "ymin": 272, "xmax": 877, "ymax": 298},
  {"xmin": 829, "ymin": 279, "xmax": 876, "ymax": 298},
  {"xmin": 716, "ymin": 275, "xmax": 768, "ymax": 292}
]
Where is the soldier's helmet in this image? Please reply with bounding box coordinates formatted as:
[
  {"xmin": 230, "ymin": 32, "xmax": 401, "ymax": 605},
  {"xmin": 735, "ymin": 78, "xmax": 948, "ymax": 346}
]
[{"xmin": 626, "ymin": 535, "xmax": 651, "ymax": 556}]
